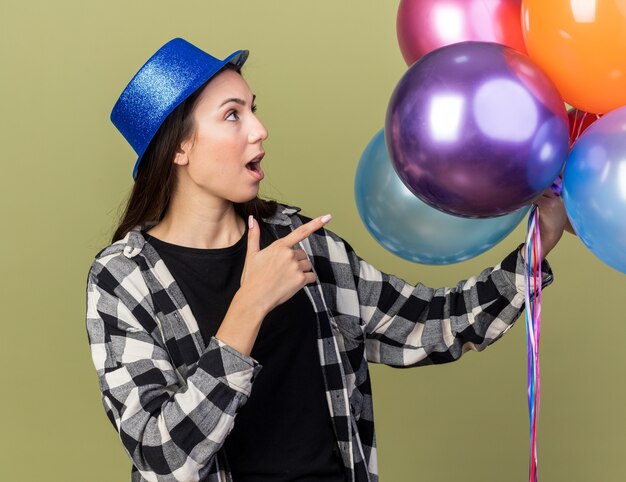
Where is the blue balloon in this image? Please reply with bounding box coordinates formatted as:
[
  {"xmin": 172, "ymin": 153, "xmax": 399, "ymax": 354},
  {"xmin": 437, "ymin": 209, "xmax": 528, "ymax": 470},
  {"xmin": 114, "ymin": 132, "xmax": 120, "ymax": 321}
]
[
  {"xmin": 355, "ymin": 129, "xmax": 529, "ymax": 264},
  {"xmin": 563, "ymin": 106, "xmax": 626, "ymax": 274}
]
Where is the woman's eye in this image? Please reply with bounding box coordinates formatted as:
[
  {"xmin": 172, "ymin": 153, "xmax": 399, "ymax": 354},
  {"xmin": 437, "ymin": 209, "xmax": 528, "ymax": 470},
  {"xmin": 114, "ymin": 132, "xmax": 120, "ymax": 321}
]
[{"xmin": 226, "ymin": 105, "xmax": 257, "ymax": 121}]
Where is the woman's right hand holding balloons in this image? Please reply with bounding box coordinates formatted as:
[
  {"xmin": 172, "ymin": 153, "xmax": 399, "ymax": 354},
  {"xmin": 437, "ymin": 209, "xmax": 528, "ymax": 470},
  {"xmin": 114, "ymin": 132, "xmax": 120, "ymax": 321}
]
[{"xmin": 215, "ymin": 214, "xmax": 332, "ymax": 356}]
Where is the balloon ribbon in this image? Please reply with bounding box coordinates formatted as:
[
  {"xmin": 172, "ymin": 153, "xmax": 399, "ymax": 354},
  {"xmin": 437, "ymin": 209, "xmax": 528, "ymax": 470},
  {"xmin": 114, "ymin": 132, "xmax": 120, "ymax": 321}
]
[{"xmin": 524, "ymin": 205, "xmax": 542, "ymax": 482}]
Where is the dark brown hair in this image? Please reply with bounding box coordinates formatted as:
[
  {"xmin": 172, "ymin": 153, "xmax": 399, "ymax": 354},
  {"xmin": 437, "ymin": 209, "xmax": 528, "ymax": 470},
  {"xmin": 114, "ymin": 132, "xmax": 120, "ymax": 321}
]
[{"xmin": 112, "ymin": 63, "xmax": 278, "ymax": 243}]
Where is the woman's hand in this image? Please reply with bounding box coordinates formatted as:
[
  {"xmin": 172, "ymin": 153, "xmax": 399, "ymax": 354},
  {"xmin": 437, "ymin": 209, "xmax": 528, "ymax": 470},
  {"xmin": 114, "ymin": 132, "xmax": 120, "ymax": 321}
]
[
  {"xmin": 239, "ymin": 214, "xmax": 331, "ymax": 314},
  {"xmin": 215, "ymin": 214, "xmax": 332, "ymax": 356},
  {"xmin": 531, "ymin": 185, "xmax": 573, "ymax": 260}
]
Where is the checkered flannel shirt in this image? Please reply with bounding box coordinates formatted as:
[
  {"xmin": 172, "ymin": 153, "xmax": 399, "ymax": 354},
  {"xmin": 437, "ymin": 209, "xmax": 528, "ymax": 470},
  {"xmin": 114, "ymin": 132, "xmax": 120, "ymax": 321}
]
[{"xmin": 86, "ymin": 203, "xmax": 553, "ymax": 482}]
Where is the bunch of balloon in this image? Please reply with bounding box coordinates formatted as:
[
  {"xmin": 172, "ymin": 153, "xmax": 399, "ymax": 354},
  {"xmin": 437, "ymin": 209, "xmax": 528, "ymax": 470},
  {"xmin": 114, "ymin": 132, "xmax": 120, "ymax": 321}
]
[
  {"xmin": 353, "ymin": 4, "xmax": 573, "ymax": 482},
  {"xmin": 353, "ymin": 0, "xmax": 565, "ymax": 263}
]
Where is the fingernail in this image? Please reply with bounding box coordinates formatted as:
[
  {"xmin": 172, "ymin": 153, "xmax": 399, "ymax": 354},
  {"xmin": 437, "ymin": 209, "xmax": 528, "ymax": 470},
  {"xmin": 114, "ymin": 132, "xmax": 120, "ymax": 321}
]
[
  {"xmin": 248, "ymin": 215, "xmax": 254, "ymax": 229},
  {"xmin": 321, "ymin": 214, "xmax": 332, "ymax": 223}
]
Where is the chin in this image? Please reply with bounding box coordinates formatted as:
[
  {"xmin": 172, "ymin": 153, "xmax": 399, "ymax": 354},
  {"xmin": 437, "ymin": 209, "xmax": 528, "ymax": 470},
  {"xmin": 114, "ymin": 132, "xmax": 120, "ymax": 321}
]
[{"xmin": 230, "ymin": 191, "xmax": 260, "ymax": 204}]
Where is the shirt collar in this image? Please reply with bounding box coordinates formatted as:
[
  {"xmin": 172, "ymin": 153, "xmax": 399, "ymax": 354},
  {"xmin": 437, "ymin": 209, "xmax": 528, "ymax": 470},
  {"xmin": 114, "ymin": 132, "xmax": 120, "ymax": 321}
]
[{"xmin": 122, "ymin": 203, "xmax": 301, "ymax": 259}]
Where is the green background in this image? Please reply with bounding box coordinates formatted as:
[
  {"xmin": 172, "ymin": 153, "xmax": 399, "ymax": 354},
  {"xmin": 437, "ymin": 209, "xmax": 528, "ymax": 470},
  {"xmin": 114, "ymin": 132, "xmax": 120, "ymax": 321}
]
[{"xmin": 2, "ymin": 1, "xmax": 624, "ymax": 480}]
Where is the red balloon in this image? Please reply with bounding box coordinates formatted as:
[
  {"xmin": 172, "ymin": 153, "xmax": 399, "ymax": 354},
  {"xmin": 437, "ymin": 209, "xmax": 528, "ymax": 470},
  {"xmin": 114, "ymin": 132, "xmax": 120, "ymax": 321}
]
[
  {"xmin": 568, "ymin": 109, "xmax": 601, "ymax": 148},
  {"xmin": 397, "ymin": 0, "xmax": 527, "ymax": 66}
]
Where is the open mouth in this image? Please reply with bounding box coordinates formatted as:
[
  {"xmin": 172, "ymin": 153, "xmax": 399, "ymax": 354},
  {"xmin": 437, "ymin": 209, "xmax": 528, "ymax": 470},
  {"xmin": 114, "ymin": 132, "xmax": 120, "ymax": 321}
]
[
  {"xmin": 245, "ymin": 154, "xmax": 265, "ymax": 180},
  {"xmin": 246, "ymin": 160, "xmax": 261, "ymax": 173}
]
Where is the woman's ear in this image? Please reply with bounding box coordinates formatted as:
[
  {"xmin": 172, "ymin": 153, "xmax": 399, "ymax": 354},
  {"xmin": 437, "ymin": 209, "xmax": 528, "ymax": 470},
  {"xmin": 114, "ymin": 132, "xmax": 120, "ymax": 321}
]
[
  {"xmin": 173, "ymin": 150, "xmax": 188, "ymax": 166},
  {"xmin": 173, "ymin": 138, "xmax": 192, "ymax": 166}
]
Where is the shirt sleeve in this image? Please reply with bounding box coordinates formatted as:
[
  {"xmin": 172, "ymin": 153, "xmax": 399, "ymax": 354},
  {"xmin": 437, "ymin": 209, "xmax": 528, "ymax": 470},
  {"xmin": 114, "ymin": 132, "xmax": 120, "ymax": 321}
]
[
  {"xmin": 85, "ymin": 258, "xmax": 262, "ymax": 481},
  {"xmin": 322, "ymin": 231, "xmax": 553, "ymax": 367}
]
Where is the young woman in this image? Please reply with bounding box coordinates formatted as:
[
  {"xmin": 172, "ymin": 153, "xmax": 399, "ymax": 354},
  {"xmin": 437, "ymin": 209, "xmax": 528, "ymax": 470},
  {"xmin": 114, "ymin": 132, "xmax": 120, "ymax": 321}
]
[{"xmin": 86, "ymin": 38, "xmax": 567, "ymax": 482}]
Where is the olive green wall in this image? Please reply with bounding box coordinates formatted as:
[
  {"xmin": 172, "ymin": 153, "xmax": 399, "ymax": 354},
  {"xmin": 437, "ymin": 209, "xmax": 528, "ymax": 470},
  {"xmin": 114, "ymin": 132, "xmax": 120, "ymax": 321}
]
[{"xmin": 2, "ymin": 1, "xmax": 624, "ymax": 481}]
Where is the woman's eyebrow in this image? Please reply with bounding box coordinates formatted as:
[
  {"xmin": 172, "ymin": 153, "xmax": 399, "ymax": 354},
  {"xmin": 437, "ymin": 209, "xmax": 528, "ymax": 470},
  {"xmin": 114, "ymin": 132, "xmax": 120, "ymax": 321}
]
[{"xmin": 219, "ymin": 94, "xmax": 256, "ymax": 108}]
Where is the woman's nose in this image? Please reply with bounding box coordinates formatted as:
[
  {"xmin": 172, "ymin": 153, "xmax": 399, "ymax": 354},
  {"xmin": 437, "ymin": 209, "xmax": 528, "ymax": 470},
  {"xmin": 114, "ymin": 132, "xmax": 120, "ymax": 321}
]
[{"xmin": 249, "ymin": 117, "xmax": 269, "ymax": 143}]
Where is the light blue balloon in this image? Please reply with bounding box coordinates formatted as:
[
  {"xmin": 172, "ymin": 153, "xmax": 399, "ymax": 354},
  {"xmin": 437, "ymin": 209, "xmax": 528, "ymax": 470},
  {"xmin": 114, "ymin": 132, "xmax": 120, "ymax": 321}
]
[
  {"xmin": 354, "ymin": 129, "xmax": 529, "ymax": 264},
  {"xmin": 563, "ymin": 105, "xmax": 626, "ymax": 274}
]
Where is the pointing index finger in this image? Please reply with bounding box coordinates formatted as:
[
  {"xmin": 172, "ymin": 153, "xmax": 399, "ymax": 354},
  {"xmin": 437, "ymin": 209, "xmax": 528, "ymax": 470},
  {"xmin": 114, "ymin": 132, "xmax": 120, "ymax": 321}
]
[{"xmin": 282, "ymin": 214, "xmax": 332, "ymax": 248}]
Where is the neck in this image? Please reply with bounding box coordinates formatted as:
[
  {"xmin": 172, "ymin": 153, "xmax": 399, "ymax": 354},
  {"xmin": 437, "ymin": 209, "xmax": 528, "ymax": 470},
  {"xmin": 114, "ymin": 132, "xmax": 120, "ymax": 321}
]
[{"xmin": 146, "ymin": 187, "xmax": 245, "ymax": 249}]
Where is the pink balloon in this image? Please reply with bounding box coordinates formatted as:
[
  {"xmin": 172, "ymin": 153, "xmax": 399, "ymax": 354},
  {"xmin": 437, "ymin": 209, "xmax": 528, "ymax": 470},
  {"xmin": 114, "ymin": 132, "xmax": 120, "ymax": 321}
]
[{"xmin": 397, "ymin": 0, "xmax": 527, "ymax": 66}]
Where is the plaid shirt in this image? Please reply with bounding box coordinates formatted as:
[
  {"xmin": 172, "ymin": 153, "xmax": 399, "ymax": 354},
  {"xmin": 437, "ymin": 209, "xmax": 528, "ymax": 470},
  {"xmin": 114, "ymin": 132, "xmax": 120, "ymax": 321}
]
[{"xmin": 86, "ymin": 203, "xmax": 552, "ymax": 482}]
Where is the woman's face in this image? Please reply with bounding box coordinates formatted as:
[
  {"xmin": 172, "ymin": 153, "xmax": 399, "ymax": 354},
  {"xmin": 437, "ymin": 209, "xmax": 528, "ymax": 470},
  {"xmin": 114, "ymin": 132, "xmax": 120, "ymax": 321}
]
[{"xmin": 176, "ymin": 68, "xmax": 269, "ymax": 204}]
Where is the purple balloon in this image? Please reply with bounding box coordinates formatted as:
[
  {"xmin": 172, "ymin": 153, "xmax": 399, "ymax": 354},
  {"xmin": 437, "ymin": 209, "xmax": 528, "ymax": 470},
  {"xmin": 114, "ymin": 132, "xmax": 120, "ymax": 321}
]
[{"xmin": 385, "ymin": 41, "xmax": 569, "ymax": 218}]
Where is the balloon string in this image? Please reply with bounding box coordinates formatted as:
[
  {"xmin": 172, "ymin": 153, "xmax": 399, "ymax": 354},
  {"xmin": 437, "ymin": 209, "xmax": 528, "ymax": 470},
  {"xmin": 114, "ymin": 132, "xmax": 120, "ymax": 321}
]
[
  {"xmin": 575, "ymin": 111, "xmax": 585, "ymax": 143},
  {"xmin": 572, "ymin": 110, "xmax": 602, "ymax": 146},
  {"xmin": 524, "ymin": 205, "xmax": 542, "ymax": 482}
]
